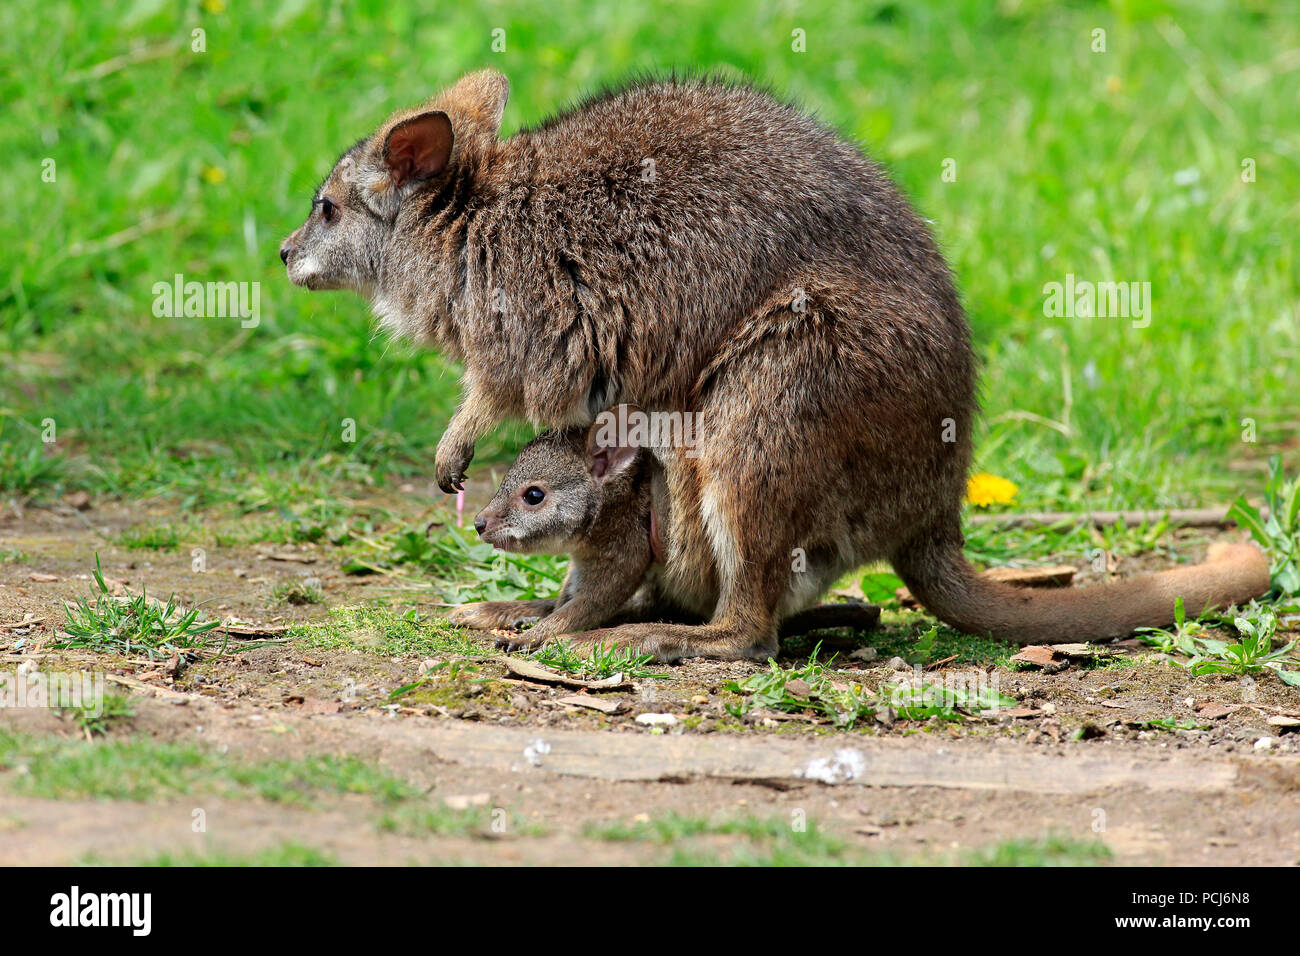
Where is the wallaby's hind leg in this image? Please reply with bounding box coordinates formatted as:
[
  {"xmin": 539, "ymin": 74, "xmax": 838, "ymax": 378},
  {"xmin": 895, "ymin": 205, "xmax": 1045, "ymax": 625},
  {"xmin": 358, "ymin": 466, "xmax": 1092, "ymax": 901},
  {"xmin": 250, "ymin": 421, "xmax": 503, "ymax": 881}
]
[
  {"xmin": 558, "ymin": 484, "xmax": 791, "ymax": 660},
  {"xmin": 779, "ymin": 602, "xmax": 881, "ymax": 638},
  {"xmin": 566, "ymin": 600, "xmax": 881, "ymax": 660},
  {"xmin": 446, "ymin": 599, "xmax": 557, "ymax": 631}
]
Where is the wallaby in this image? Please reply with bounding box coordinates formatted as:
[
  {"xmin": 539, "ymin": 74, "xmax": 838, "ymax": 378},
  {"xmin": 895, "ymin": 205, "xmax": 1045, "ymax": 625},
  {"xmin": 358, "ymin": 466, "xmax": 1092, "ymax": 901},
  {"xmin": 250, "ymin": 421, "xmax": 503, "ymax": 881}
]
[
  {"xmin": 282, "ymin": 70, "xmax": 1270, "ymax": 660},
  {"xmin": 447, "ymin": 416, "xmax": 880, "ymax": 648}
]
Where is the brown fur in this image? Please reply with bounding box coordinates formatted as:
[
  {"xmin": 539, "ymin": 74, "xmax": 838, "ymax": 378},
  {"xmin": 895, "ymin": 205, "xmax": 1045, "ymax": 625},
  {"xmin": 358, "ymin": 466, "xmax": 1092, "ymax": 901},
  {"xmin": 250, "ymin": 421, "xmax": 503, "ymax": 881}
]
[{"xmin": 283, "ymin": 70, "xmax": 1271, "ymax": 661}]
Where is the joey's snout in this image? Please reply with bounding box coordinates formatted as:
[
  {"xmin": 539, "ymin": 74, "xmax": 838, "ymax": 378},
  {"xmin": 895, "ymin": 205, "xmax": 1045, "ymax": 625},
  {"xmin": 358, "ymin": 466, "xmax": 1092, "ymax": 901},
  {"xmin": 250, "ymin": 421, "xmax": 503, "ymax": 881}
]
[{"xmin": 473, "ymin": 508, "xmax": 507, "ymax": 548}]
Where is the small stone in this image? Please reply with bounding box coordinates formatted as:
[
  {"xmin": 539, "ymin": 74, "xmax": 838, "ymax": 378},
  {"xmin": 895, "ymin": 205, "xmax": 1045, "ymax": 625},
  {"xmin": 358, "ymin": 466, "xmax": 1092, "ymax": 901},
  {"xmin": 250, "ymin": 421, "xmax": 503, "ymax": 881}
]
[
  {"xmin": 849, "ymin": 647, "xmax": 878, "ymax": 662},
  {"xmin": 1254, "ymin": 736, "xmax": 1276, "ymax": 752},
  {"xmin": 888, "ymin": 656, "xmax": 909, "ymax": 671},
  {"xmin": 443, "ymin": 792, "xmax": 491, "ymax": 810},
  {"xmin": 785, "ymin": 678, "xmax": 812, "ymax": 698},
  {"xmin": 65, "ymin": 490, "xmax": 92, "ymax": 510},
  {"xmin": 635, "ymin": 712, "xmax": 678, "ymax": 727}
]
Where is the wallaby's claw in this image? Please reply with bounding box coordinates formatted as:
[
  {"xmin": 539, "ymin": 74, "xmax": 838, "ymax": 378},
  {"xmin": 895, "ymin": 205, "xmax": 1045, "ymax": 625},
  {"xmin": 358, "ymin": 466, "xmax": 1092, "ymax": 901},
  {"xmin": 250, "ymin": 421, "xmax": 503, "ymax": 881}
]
[
  {"xmin": 494, "ymin": 631, "xmax": 547, "ymax": 653},
  {"xmin": 434, "ymin": 441, "xmax": 475, "ymax": 495}
]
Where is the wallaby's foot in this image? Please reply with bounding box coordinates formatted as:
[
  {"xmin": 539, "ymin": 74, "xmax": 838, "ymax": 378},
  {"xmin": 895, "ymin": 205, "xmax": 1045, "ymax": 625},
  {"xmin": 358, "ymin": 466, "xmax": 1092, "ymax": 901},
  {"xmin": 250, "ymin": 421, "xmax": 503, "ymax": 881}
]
[
  {"xmin": 779, "ymin": 602, "xmax": 881, "ymax": 638},
  {"xmin": 447, "ymin": 599, "xmax": 556, "ymax": 631},
  {"xmin": 564, "ymin": 622, "xmax": 777, "ymax": 663}
]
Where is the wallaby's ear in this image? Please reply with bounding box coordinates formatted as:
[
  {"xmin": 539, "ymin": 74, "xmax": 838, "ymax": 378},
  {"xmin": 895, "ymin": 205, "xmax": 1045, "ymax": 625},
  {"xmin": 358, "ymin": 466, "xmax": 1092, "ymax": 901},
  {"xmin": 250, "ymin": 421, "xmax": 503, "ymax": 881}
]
[
  {"xmin": 382, "ymin": 111, "xmax": 454, "ymax": 189},
  {"xmin": 585, "ymin": 415, "xmax": 640, "ymax": 483},
  {"xmin": 440, "ymin": 70, "xmax": 509, "ymax": 137}
]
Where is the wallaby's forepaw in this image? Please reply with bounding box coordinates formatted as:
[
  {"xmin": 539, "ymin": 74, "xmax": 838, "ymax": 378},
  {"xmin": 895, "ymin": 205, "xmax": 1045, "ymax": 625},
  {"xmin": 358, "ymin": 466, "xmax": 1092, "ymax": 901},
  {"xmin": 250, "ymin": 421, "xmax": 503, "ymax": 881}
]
[
  {"xmin": 434, "ymin": 439, "xmax": 475, "ymax": 494},
  {"xmin": 447, "ymin": 599, "xmax": 556, "ymax": 631}
]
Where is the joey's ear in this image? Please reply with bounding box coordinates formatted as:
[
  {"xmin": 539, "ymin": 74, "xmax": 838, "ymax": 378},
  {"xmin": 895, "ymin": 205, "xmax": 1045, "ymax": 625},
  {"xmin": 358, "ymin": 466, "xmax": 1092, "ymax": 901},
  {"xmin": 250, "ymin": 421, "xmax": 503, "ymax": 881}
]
[
  {"xmin": 382, "ymin": 111, "xmax": 454, "ymax": 189},
  {"xmin": 585, "ymin": 420, "xmax": 640, "ymax": 483}
]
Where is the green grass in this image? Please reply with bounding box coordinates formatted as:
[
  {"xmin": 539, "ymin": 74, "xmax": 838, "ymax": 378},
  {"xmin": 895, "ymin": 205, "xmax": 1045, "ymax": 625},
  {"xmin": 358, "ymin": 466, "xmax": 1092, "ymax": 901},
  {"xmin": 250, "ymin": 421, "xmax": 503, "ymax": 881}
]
[
  {"xmin": 0, "ymin": 729, "xmax": 416, "ymax": 803},
  {"xmin": 103, "ymin": 843, "xmax": 340, "ymax": 867},
  {"xmin": 66, "ymin": 692, "xmax": 136, "ymax": 738},
  {"xmin": 590, "ymin": 812, "xmax": 1113, "ymax": 866},
  {"xmin": 58, "ymin": 555, "xmax": 222, "ymax": 659},
  {"xmin": 530, "ymin": 640, "xmax": 665, "ymax": 680},
  {"xmin": 376, "ymin": 802, "xmax": 545, "ymax": 838},
  {"xmin": 270, "ymin": 577, "xmax": 324, "ymax": 606},
  {"xmin": 289, "ymin": 605, "xmax": 489, "ymax": 658},
  {"xmin": 726, "ymin": 645, "xmax": 1018, "ymax": 727},
  {"xmin": 341, "ymin": 522, "xmax": 568, "ymax": 604},
  {"xmin": 1, "ymin": 0, "xmax": 1295, "ymax": 514},
  {"xmin": 964, "ymin": 835, "xmax": 1113, "ymax": 867}
]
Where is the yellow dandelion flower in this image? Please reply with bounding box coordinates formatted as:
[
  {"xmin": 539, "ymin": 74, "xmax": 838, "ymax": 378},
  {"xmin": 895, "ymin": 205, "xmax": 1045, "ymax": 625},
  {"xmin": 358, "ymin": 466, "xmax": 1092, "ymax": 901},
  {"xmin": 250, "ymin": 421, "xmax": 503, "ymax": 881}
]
[
  {"xmin": 201, "ymin": 165, "xmax": 227, "ymax": 185},
  {"xmin": 202, "ymin": 0, "xmax": 227, "ymax": 14},
  {"xmin": 967, "ymin": 472, "xmax": 1018, "ymax": 508}
]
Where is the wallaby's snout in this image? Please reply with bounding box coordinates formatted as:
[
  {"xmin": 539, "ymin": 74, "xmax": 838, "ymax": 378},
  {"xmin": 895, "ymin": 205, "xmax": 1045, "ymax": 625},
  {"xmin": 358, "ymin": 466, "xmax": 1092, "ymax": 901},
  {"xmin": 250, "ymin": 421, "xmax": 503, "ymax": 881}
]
[
  {"xmin": 279, "ymin": 242, "xmax": 293, "ymax": 264},
  {"xmin": 473, "ymin": 514, "xmax": 489, "ymax": 536}
]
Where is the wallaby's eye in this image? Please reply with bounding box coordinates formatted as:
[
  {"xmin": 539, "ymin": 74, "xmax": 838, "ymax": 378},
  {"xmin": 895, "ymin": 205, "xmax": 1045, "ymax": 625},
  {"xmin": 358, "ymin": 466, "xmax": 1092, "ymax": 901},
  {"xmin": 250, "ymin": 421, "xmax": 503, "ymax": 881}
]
[
  {"xmin": 315, "ymin": 197, "xmax": 337, "ymax": 222},
  {"xmin": 522, "ymin": 487, "xmax": 546, "ymax": 506}
]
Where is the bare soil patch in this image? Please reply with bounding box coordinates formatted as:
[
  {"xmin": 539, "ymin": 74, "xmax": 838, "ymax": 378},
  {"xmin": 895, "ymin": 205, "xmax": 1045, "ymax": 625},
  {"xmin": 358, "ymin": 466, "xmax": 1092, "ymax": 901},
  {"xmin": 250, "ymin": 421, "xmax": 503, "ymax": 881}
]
[{"xmin": 2, "ymin": 492, "xmax": 1298, "ymax": 865}]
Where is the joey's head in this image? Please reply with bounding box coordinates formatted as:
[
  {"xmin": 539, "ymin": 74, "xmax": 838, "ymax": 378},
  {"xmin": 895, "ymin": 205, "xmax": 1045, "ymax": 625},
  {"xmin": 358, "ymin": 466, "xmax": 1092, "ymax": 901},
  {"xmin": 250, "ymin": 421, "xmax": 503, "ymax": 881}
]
[
  {"xmin": 474, "ymin": 423, "xmax": 642, "ymax": 554},
  {"xmin": 280, "ymin": 70, "xmax": 509, "ymax": 311}
]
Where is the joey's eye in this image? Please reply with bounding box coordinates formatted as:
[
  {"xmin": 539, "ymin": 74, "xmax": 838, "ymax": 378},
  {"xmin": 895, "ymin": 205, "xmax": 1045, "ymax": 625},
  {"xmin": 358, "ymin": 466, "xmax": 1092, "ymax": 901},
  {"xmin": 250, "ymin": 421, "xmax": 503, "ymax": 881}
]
[
  {"xmin": 316, "ymin": 197, "xmax": 337, "ymax": 222},
  {"xmin": 522, "ymin": 487, "xmax": 546, "ymax": 506}
]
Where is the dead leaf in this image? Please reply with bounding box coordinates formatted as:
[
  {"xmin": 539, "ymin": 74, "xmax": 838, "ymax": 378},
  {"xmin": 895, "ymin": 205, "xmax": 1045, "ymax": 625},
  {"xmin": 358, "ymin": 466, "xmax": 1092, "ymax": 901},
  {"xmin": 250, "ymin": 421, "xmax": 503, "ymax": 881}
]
[
  {"xmin": 1010, "ymin": 646, "xmax": 1060, "ymax": 668},
  {"xmin": 785, "ymin": 678, "xmax": 811, "ymax": 699},
  {"xmin": 1197, "ymin": 702, "xmax": 1244, "ymax": 720},
  {"xmin": 0, "ymin": 614, "xmax": 45, "ymax": 630},
  {"xmin": 1050, "ymin": 643, "xmax": 1117, "ymax": 659},
  {"xmin": 298, "ymin": 697, "xmax": 341, "ymax": 716},
  {"xmin": 984, "ymin": 565, "xmax": 1077, "ymax": 587},
  {"xmin": 502, "ymin": 658, "xmax": 631, "ymax": 691},
  {"xmin": 261, "ymin": 552, "xmax": 317, "ymax": 564},
  {"xmin": 27, "ymin": 572, "xmax": 59, "ymax": 583},
  {"xmin": 554, "ymin": 694, "xmax": 626, "ymax": 715},
  {"xmin": 164, "ymin": 652, "xmax": 186, "ymax": 678},
  {"xmin": 999, "ymin": 706, "xmax": 1044, "ymax": 719}
]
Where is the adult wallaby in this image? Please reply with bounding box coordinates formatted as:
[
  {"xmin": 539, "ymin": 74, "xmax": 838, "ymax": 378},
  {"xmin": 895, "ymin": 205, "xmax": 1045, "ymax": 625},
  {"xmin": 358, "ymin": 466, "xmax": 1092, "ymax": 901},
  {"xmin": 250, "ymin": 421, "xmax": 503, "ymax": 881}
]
[{"xmin": 281, "ymin": 70, "xmax": 1270, "ymax": 660}]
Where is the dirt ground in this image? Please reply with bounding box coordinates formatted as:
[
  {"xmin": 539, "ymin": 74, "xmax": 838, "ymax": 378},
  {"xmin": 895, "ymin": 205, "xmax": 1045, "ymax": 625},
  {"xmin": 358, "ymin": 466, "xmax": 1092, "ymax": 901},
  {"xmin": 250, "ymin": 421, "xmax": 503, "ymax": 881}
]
[{"xmin": 2, "ymin": 489, "xmax": 1299, "ymax": 866}]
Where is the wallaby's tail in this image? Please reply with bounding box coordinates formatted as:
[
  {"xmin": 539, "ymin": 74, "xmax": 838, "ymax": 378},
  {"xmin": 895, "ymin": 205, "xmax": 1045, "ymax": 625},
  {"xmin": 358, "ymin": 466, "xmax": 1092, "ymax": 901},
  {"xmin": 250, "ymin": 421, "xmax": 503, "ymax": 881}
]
[{"xmin": 892, "ymin": 531, "xmax": 1271, "ymax": 645}]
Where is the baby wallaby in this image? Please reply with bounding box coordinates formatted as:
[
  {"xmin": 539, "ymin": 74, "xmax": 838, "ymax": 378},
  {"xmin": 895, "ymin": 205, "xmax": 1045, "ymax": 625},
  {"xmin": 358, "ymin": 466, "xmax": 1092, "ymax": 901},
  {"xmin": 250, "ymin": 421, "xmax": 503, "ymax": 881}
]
[
  {"xmin": 449, "ymin": 412, "xmax": 880, "ymax": 648},
  {"xmin": 448, "ymin": 424, "xmax": 654, "ymax": 647}
]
